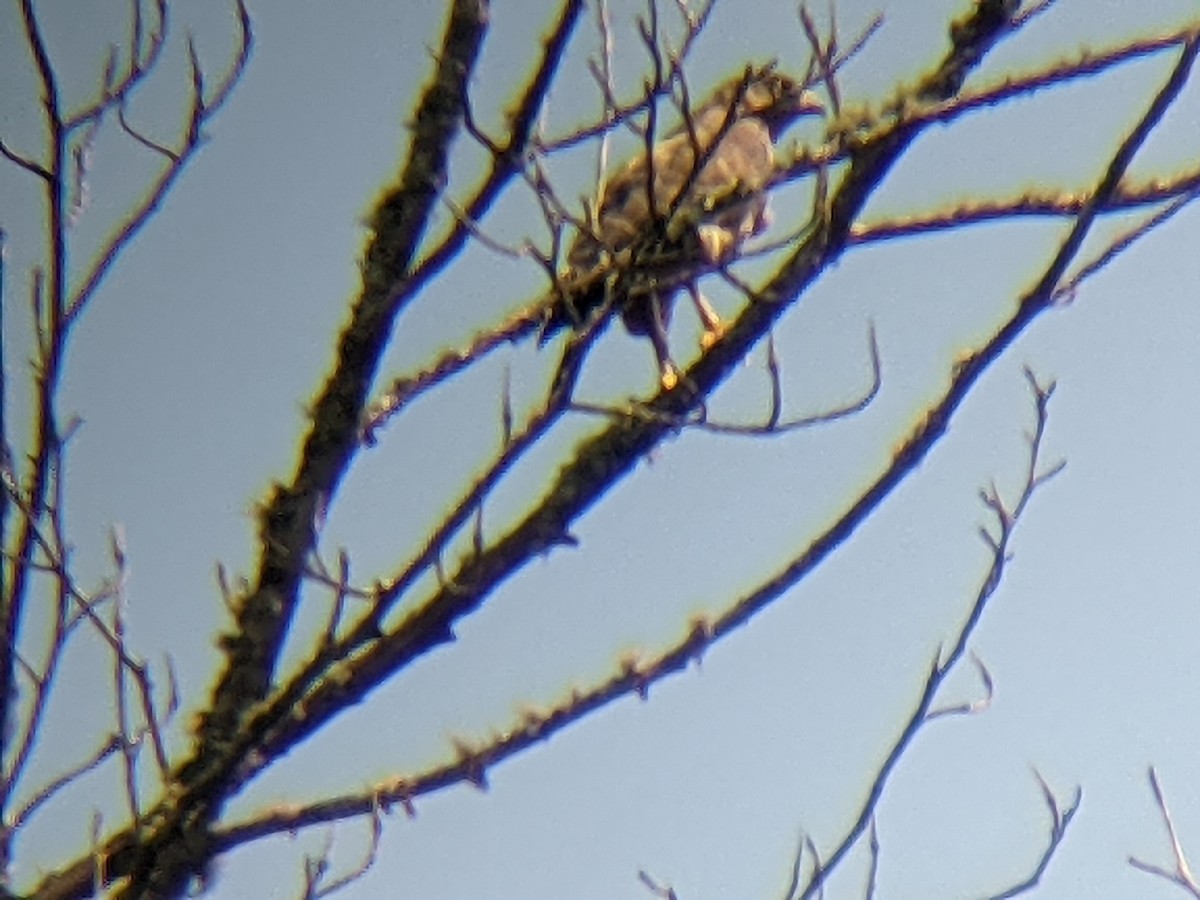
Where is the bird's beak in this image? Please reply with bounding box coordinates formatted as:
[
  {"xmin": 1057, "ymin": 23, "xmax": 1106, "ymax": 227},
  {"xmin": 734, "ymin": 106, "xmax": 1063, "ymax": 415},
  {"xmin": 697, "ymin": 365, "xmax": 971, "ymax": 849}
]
[{"xmin": 794, "ymin": 89, "xmax": 825, "ymax": 117}]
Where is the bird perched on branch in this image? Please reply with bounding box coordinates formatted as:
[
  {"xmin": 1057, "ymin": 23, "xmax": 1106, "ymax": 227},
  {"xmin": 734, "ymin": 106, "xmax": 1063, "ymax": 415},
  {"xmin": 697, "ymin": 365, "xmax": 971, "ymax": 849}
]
[{"xmin": 540, "ymin": 65, "xmax": 824, "ymax": 388}]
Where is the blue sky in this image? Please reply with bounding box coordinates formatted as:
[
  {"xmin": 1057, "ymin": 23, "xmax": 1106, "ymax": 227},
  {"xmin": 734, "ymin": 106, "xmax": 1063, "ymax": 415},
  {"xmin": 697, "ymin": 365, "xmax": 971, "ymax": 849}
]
[{"xmin": 3, "ymin": 0, "xmax": 1200, "ymax": 897}]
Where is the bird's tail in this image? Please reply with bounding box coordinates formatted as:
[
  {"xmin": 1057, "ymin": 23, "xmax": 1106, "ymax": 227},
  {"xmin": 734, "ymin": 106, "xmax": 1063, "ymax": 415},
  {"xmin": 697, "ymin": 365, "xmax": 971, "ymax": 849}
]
[{"xmin": 536, "ymin": 281, "xmax": 606, "ymax": 345}]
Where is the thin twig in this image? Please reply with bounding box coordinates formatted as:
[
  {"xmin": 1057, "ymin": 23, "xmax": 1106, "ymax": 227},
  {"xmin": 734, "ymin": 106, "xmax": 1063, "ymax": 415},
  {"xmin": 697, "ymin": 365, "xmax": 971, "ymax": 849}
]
[{"xmin": 1129, "ymin": 767, "xmax": 1200, "ymax": 898}]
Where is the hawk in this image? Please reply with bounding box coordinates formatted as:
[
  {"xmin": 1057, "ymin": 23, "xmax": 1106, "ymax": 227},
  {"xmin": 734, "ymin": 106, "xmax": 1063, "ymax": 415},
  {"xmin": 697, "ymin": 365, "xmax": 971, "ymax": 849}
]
[{"xmin": 541, "ymin": 66, "xmax": 823, "ymax": 388}]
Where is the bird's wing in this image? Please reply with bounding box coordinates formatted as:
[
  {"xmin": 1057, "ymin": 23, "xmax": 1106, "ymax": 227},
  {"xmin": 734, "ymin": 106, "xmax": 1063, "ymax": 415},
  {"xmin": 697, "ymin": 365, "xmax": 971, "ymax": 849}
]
[{"xmin": 568, "ymin": 105, "xmax": 773, "ymax": 271}]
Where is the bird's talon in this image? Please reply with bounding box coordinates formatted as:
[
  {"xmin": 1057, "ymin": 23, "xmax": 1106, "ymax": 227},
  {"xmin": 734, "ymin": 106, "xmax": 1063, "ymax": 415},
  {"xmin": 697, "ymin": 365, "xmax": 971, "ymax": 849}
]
[{"xmin": 699, "ymin": 324, "xmax": 725, "ymax": 349}]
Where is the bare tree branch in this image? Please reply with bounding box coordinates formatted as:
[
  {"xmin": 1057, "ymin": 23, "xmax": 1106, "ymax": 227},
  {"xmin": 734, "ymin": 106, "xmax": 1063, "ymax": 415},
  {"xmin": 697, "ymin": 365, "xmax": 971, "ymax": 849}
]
[
  {"xmin": 1130, "ymin": 767, "xmax": 1200, "ymax": 898},
  {"xmin": 8, "ymin": 1, "xmax": 1200, "ymax": 896}
]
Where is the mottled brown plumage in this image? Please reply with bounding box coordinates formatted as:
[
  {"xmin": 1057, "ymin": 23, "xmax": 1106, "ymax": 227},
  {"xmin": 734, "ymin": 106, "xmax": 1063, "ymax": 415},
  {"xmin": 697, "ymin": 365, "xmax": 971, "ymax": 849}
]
[{"xmin": 543, "ymin": 66, "xmax": 823, "ymax": 387}]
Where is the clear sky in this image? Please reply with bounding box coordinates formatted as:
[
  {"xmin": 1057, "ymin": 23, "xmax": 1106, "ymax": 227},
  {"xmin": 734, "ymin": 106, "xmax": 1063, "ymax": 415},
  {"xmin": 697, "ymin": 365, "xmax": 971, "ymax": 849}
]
[{"xmin": 3, "ymin": 0, "xmax": 1200, "ymax": 897}]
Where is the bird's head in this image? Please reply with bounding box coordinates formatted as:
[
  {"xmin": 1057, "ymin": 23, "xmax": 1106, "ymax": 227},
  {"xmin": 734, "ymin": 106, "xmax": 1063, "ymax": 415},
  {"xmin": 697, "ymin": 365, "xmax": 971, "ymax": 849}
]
[{"xmin": 737, "ymin": 67, "xmax": 824, "ymax": 138}]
